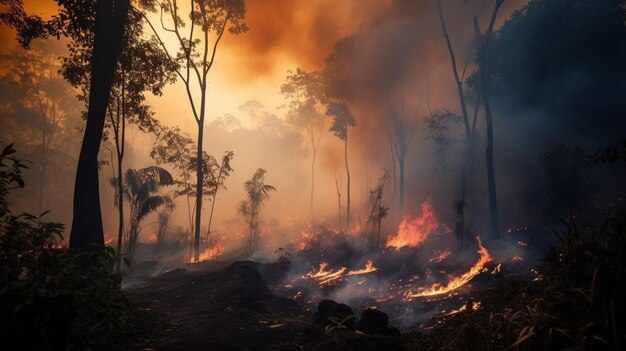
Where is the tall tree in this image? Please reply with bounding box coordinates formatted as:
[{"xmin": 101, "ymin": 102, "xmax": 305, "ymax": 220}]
[
  {"xmin": 387, "ymin": 95, "xmax": 415, "ymax": 216},
  {"xmin": 473, "ymin": 0, "xmax": 505, "ymax": 239},
  {"xmin": 1, "ymin": 0, "xmax": 131, "ymax": 251},
  {"xmin": 326, "ymin": 102, "xmax": 356, "ymax": 229},
  {"xmin": 63, "ymin": 7, "xmax": 176, "ymax": 271},
  {"xmin": 281, "ymin": 68, "xmax": 325, "ymax": 217},
  {"xmin": 238, "ymin": 168, "xmax": 276, "ymax": 253},
  {"xmin": 141, "ymin": 0, "xmax": 247, "ymax": 261}
]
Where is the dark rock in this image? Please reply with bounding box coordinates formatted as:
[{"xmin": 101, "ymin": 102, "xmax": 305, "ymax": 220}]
[
  {"xmin": 315, "ymin": 299, "xmax": 355, "ymax": 329},
  {"xmin": 356, "ymin": 308, "xmax": 388, "ymax": 335}
]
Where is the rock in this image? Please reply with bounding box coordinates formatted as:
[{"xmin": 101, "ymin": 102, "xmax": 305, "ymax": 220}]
[
  {"xmin": 315, "ymin": 299, "xmax": 355, "ymax": 329},
  {"xmin": 356, "ymin": 308, "xmax": 388, "ymax": 335}
]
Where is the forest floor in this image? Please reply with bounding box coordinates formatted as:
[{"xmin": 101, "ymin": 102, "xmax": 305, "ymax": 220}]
[{"xmin": 128, "ymin": 261, "xmax": 405, "ymax": 350}]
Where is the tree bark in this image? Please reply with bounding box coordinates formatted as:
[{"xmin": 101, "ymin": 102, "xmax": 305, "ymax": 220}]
[{"xmin": 69, "ymin": 0, "xmax": 130, "ymax": 252}]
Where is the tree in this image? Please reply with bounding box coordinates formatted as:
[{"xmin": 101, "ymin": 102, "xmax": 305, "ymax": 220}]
[
  {"xmin": 387, "ymin": 96, "xmax": 416, "ymax": 216},
  {"xmin": 281, "ymin": 68, "xmax": 325, "ymax": 217},
  {"xmin": 150, "ymin": 126, "xmax": 196, "ymax": 233},
  {"xmin": 111, "ymin": 166, "xmax": 173, "ymax": 266},
  {"xmin": 474, "ymin": 0, "xmax": 505, "ymax": 239},
  {"xmin": 238, "ymin": 168, "xmax": 276, "ymax": 253},
  {"xmin": 1, "ymin": 0, "xmax": 132, "ymax": 251},
  {"xmin": 204, "ymin": 150, "xmax": 233, "ymax": 246},
  {"xmin": 140, "ymin": 0, "xmax": 247, "ymax": 261},
  {"xmin": 326, "ymin": 101, "xmax": 356, "ymax": 229},
  {"xmin": 0, "ymin": 49, "xmax": 79, "ymax": 215},
  {"xmin": 63, "ymin": 7, "xmax": 176, "ymax": 271}
]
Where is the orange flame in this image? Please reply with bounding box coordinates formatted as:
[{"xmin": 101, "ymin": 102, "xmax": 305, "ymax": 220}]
[
  {"xmin": 386, "ymin": 199, "xmax": 438, "ymax": 249},
  {"xmin": 305, "ymin": 260, "xmax": 378, "ymax": 286},
  {"xmin": 188, "ymin": 244, "xmax": 224, "ymax": 263},
  {"xmin": 305, "ymin": 262, "xmax": 347, "ymax": 286},
  {"xmin": 347, "ymin": 260, "xmax": 378, "ymax": 275},
  {"xmin": 406, "ymin": 236, "xmax": 491, "ymax": 298},
  {"xmin": 428, "ymin": 248, "xmax": 451, "ymax": 263}
]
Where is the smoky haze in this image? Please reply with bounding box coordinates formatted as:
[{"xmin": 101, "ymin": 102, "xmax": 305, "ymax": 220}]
[{"xmin": 1, "ymin": 0, "xmax": 624, "ymax": 263}]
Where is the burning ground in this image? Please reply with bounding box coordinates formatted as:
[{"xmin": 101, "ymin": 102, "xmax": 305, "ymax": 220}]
[{"xmin": 125, "ymin": 199, "xmax": 553, "ymax": 350}]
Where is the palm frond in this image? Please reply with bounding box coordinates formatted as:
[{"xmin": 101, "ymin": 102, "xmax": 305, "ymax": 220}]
[{"xmin": 136, "ymin": 195, "xmax": 172, "ymax": 223}]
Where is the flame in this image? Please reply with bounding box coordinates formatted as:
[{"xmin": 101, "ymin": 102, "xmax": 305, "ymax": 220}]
[
  {"xmin": 305, "ymin": 262, "xmax": 347, "ymax": 286},
  {"xmin": 512, "ymin": 254, "xmax": 523, "ymax": 262},
  {"xmin": 104, "ymin": 237, "xmax": 115, "ymax": 246},
  {"xmin": 347, "ymin": 260, "xmax": 378, "ymax": 275},
  {"xmin": 188, "ymin": 244, "xmax": 224, "ymax": 263},
  {"xmin": 440, "ymin": 301, "xmax": 482, "ymax": 317},
  {"xmin": 406, "ymin": 236, "xmax": 492, "ymax": 298},
  {"xmin": 305, "ymin": 260, "xmax": 378, "ymax": 286},
  {"xmin": 428, "ymin": 248, "xmax": 451, "ymax": 263},
  {"xmin": 386, "ymin": 199, "xmax": 439, "ymax": 249}
]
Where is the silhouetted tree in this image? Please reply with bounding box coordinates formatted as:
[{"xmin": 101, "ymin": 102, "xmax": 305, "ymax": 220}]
[
  {"xmin": 111, "ymin": 166, "xmax": 173, "ymax": 266},
  {"xmin": 326, "ymin": 102, "xmax": 356, "ymax": 229},
  {"xmin": 1, "ymin": 0, "xmax": 131, "ymax": 251},
  {"xmin": 239, "ymin": 168, "xmax": 276, "ymax": 253},
  {"xmin": 63, "ymin": 7, "xmax": 176, "ymax": 271},
  {"xmin": 141, "ymin": 0, "xmax": 247, "ymax": 261},
  {"xmin": 473, "ymin": 0, "xmax": 505, "ymax": 239}
]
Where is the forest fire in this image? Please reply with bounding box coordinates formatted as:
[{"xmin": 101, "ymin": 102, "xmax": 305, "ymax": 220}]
[
  {"xmin": 405, "ymin": 237, "xmax": 492, "ymax": 299},
  {"xmin": 188, "ymin": 244, "xmax": 224, "ymax": 263},
  {"xmin": 385, "ymin": 199, "xmax": 439, "ymax": 249}
]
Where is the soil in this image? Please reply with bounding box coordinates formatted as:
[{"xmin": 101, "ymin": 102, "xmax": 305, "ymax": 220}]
[
  {"xmin": 128, "ymin": 260, "xmax": 405, "ymax": 350},
  {"xmin": 129, "ymin": 261, "xmax": 326, "ymax": 350}
]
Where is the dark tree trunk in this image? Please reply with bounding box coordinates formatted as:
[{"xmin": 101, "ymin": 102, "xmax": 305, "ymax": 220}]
[
  {"xmin": 399, "ymin": 154, "xmax": 405, "ymax": 215},
  {"xmin": 345, "ymin": 134, "xmax": 351, "ymax": 228},
  {"xmin": 474, "ymin": 0, "xmax": 504, "ymax": 239},
  {"xmin": 69, "ymin": 0, "xmax": 130, "ymax": 251}
]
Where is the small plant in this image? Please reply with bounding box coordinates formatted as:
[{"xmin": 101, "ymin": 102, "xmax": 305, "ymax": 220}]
[
  {"xmin": 325, "ymin": 315, "xmax": 356, "ymax": 335},
  {"xmin": 274, "ymin": 245, "xmax": 294, "ymax": 264}
]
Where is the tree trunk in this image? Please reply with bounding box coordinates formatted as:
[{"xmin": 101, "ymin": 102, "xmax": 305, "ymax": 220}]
[
  {"xmin": 399, "ymin": 154, "xmax": 405, "ymax": 216},
  {"xmin": 69, "ymin": 0, "xmax": 129, "ymax": 252},
  {"xmin": 474, "ymin": 0, "xmax": 504, "ymax": 239},
  {"xmin": 344, "ymin": 134, "xmax": 351, "ymax": 228},
  {"xmin": 115, "ymin": 86, "xmax": 125, "ymax": 273},
  {"xmin": 310, "ymin": 146, "xmax": 316, "ymax": 218},
  {"xmin": 194, "ymin": 119, "xmax": 204, "ymax": 261}
]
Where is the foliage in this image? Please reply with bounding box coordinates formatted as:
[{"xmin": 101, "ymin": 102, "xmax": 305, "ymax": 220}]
[
  {"xmin": 424, "ymin": 109, "xmax": 461, "ymax": 175},
  {"xmin": 521, "ymin": 145, "xmax": 591, "ymax": 225},
  {"xmin": 326, "ymin": 101, "xmax": 356, "ymax": 141},
  {"xmin": 274, "ymin": 245, "xmax": 294, "ymax": 264},
  {"xmin": 239, "ymin": 168, "xmax": 276, "ymax": 253},
  {"xmin": 110, "ymin": 166, "xmax": 174, "ymax": 266},
  {"xmin": 0, "ymin": 144, "xmax": 132, "ymax": 349}
]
